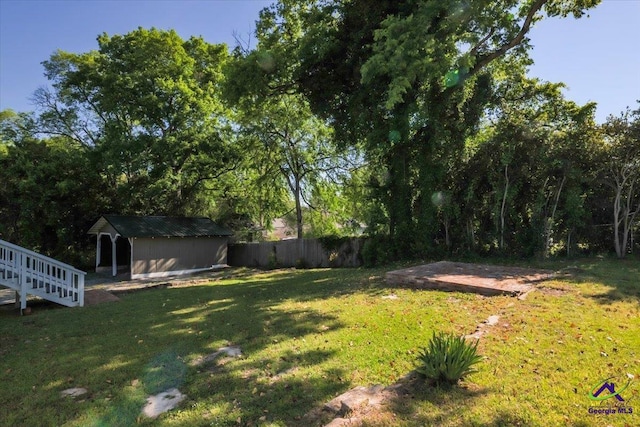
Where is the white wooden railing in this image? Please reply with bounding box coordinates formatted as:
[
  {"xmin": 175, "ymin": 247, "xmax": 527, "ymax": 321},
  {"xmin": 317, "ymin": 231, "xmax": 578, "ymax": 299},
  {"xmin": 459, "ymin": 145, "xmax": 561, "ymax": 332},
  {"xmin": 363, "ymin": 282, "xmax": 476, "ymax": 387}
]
[{"xmin": 0, "ymin": 239, "xmax": 85, "ymax": 310}]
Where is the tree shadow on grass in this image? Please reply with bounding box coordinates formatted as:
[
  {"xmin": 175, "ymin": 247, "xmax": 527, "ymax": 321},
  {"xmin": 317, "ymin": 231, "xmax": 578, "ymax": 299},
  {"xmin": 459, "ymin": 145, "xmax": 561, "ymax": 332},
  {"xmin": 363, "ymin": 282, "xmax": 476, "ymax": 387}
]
[
  {"xmin": 559, "ymin": 257, "xmax": 640, "ymax": 305},
  {"xmin": 380, "ymin": 379, "xmax": 491, "ymax": 426},
  {"xmin": 376, "ymin": 378, "xmax": 556, "ymax": 427},
  {"xmin": 0, "ymin": 268, "xmax": 386, "ymax": 426}
]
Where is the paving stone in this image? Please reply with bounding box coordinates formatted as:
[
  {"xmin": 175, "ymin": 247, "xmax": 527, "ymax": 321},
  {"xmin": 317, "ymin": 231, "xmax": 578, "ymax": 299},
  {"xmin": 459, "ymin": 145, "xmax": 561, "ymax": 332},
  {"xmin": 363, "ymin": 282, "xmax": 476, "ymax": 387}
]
[
  {"xmin": 218, "ymin": 345, "xmax": 242, "ymax": 357},
  {"xmin": 142, "ymin": 388, "xmax": 186, "ymax": 418},
  {"xmin": 324, "ymin": 385, "xmax": 386, "ymax": 415},
  {"xmin": 60, "ymin": 387, "xmax": 88, "ymax": 397},
  {"xmin": 191, "ymin": 345, "xmax": 242, "ymax": 367},
  {"xmin": 324, "ymin": 416, "xmax": 362, "ymax": 427},
  {"xmin": 486, "ymin": 315, "xmax": 500, "ymax": 326}
]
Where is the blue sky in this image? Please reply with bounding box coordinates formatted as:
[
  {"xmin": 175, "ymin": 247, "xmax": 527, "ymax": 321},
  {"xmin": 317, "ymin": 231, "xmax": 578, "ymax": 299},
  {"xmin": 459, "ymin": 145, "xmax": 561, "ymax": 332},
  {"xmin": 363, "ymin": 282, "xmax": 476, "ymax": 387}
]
[{"xmin": 0, "ymin": 0, "xmax": 638, "ymax": 123}]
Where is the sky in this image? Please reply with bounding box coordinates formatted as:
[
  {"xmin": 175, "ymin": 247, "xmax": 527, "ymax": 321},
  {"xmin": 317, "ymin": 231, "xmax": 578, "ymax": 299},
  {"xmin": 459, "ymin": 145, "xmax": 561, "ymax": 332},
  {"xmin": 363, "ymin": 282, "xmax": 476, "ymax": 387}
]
[{"xmin": 0, "ymin": 0, "xmax": 638, "ymax": 123}]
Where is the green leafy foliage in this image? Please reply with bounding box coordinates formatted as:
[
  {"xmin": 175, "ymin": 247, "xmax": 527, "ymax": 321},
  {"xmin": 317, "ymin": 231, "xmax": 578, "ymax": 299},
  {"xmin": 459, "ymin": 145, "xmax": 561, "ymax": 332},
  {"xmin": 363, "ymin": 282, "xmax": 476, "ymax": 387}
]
[
  {"xmin": 35, "ymin": 28, "xmax": 236, "ymax": 217},
  {"xmin": 415, "ymin": 332, "xmax": 483, "ymax": 386},
  {"xmin": 296, "ymin": 0, "xmax": 601, "ymax": 258},
  {"xmin": 0, "ymin": 112, "xmax": 104, "ymax": 266},
  {"xmin": 361, "ymin": 235, "xmax": 397, "ymax": 267},
  {"xmin": 224, "ymin": 4, "xmax": 362, "ymax": 239},
  {"xmin": 455, "ymin": 78, "xmax": 601, "ymax": 257},
  {"xmin": 3, "ymin": 0, "xmax": 637, "ymax": 264}
]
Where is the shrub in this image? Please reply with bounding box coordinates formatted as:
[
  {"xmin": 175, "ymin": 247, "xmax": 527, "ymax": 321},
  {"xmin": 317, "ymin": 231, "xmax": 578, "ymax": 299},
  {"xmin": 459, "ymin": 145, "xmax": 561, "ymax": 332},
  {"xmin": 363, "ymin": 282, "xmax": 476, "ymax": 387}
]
[
  {"xmin": 294, "ymin": 257, "xmax": 308, "ymax": 269},
  {"xmin": 415, "ymin": 332, "xmax": 482, "ymax": 386},
  {"xmin": 266, "ymin": 248, "xmax": 279, "ymax": 270},
  {"xmin": 318, "ymin": 235, "xmax": 349, "ymax": 252},
  {"xmin": 318, "ymin": 236, "xmax": 362, "ymax": 267},
  {"xmin": 361, "ymin": 235, "xmax": 396, "ymax": 267}
]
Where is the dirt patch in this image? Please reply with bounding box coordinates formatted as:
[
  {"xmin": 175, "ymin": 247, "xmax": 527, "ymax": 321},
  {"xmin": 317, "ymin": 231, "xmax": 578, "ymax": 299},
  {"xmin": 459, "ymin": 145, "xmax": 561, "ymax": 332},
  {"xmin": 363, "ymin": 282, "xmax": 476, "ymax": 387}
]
[
  {"xmin": 536, "ymin": 286, "xmax": 569, "ymax": 296},
  {"xmin": 386, "ymin": 261, "xmax": 554, "ymax": 296},
  {"xmin": 83, "ymin": 289, "xmax": 120, "ymax": 305},
  {"xmin": 86, "ymin": 267, "xmax": 261, "ymax": 294}
]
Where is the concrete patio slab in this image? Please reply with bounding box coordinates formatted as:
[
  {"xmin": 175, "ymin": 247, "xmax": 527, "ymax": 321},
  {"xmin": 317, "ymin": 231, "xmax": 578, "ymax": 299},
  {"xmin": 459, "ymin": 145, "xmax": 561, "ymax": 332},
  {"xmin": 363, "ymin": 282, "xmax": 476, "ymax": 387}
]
[{"xmin": 385, "ymin": 261, "xmax": 554, "ymax": 296}]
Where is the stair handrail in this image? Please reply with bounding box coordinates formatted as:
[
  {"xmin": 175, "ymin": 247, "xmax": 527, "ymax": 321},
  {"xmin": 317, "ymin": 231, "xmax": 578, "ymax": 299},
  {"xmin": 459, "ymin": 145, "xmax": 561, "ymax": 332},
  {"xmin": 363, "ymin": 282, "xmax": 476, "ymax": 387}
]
[
  {"xmin": 1, "ymin": 238, "xmax": 86, "ymax": 310},
  {"xmin": 0, "ymin": 239, "xmax": 86, "ymax": 276}
]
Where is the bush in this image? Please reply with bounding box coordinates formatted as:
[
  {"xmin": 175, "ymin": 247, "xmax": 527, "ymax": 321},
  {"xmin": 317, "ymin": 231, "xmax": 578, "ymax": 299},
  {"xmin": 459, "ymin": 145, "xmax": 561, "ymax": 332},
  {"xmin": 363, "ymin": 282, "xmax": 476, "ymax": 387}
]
[
  {"xmin": 294, "ymin": 257, "xmax": 308, "ymax": 269},
  {"xmin": 361, "ymin": 235, "xmax": 396, "ymax": 267},
  {"xmin": 415, "ymin": 332, "xmax": 482, "ymax": 386},
  {"xmin": 318, "ymin": 236, "xmax": 363, "ymax": 267},
  {"xmin": 266, "ymin": 248, "xmax": 279, "ymax": 270}
]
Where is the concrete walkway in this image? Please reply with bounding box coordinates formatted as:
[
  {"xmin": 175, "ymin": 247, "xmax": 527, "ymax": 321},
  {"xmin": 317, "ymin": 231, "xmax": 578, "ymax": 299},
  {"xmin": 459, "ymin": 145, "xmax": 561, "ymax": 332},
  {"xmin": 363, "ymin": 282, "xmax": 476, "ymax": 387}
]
[{"xmin": 0, "ymin": 267, "xmax": 235, "ymax": 308}]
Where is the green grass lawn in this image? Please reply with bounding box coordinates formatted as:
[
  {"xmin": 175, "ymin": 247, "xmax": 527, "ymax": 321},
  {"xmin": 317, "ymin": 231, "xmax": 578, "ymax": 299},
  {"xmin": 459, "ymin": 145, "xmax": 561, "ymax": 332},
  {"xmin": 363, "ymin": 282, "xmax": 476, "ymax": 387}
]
[{"xmin": 0, "ymin": 258, "xmax": 638, "ymax": 426}]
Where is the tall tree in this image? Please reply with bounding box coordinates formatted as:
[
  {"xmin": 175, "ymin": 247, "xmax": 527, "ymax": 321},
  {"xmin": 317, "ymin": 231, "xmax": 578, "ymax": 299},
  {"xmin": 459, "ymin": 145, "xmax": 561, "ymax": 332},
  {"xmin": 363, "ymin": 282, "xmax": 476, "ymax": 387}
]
[
  {"xmin": 460, "ymin": 77, "xmax": 598, "ymax": 257},
  {"xmin": 34, "ymin": 28, "xmax": 237, "ymax": 216},
  {"xmin": 601, "ymin": 107, "xmax": 640, "ymax": 258},
  {"xmin": 293, "ymin": 0, "xmax": 600, "ymax": 256},
  {"xmin": 0, "ymin": 110, "xmax": 105, "ymax": 264},
  {"xmin": 225, "ymin": 3, "xmax": 359, "ymax": 238}
]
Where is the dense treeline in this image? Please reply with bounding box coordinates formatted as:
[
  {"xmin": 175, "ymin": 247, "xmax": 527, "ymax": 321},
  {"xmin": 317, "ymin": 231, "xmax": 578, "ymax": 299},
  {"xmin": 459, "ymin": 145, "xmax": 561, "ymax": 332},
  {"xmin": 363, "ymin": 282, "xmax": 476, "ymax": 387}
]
[{"xmin": 1, "ymin": 0, "xmax": 638, "ymax": 267}]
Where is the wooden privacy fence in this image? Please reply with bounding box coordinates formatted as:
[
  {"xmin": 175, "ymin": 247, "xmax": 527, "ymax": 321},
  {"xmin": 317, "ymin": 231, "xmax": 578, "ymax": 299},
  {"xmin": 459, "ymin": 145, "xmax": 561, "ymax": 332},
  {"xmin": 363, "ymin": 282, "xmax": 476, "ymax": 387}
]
[{"xmin": 228, "ymin": 238, "xmax": 365, "ymax": 268}]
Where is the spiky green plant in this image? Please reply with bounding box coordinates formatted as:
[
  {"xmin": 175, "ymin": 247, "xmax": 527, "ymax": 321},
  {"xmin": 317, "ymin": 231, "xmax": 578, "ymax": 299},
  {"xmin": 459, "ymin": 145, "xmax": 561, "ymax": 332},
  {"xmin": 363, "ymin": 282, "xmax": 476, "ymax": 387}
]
[{"xmin": 415, "ymin": 332, "xmax": 483, "ymax": 386}]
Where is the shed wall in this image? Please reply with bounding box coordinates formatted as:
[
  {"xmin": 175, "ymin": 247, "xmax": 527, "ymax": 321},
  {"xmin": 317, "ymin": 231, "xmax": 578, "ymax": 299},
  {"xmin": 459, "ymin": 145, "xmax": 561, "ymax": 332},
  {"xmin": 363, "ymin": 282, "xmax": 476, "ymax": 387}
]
[{"xmin": 131, "ymin": 237, "xmax": 227, "ymax": 275}]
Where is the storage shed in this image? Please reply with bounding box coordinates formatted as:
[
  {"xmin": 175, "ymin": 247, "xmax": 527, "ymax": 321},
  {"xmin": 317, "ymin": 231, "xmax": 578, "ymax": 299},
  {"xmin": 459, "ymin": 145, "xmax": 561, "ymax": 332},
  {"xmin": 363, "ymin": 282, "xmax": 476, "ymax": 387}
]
[{"xmin": 88, "ymin": 215, "xmax": 232, "ymax": 279}]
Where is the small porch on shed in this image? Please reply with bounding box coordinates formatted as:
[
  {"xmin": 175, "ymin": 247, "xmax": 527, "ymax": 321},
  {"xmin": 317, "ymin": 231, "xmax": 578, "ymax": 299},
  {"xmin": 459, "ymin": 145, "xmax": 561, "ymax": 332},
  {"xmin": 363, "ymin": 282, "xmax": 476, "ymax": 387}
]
[
  {"xmin": 96, "ymin": 232, "xmax": 131, "ymax": 277},
  {"xmin": 88, "ymin": 217, "xmax": 132, "ymax": 277}
]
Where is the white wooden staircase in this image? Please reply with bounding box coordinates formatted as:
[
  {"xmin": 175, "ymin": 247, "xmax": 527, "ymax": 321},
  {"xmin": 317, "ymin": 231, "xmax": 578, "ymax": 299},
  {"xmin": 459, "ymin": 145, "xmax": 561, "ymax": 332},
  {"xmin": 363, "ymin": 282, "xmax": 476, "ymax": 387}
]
[{"xmin": 0, "ymin": 239, "xmax": 85, "ymax": 310}]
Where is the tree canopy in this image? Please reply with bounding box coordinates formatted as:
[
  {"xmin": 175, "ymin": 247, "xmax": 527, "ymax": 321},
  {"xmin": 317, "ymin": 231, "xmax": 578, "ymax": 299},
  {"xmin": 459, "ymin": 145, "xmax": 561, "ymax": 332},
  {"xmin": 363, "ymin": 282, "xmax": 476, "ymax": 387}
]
[
  {"xmin": 3, "ymin": 1, "xmax": 639, "ymax": 265},
  {"xmin": 290, "ymin": 0, "xmax": 601, "ymax": 256},
  {"xmin": 34, "ymin": 28, "xmax": 237, "ymax": 216}
]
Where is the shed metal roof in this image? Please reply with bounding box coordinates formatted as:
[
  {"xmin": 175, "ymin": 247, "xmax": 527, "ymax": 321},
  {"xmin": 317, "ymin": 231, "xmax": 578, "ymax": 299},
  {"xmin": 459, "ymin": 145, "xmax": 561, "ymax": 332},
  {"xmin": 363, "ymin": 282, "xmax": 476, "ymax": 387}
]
[{"xmin": 88, "ymin": 215, "xmax": 233, "ymax": 238}]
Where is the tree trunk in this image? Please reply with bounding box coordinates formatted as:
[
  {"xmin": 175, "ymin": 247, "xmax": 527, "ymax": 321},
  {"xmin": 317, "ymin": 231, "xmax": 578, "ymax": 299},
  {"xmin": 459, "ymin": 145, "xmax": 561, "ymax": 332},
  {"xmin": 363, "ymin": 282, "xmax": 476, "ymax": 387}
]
[
  {"xmin": 500, "ymin": 164, "xmax": 509, "ymax": 251},
  {"xmin": 613, "ymin": 186, "xmax": 623, "ymax": 258},
  {"xmin": 387, "ymin": 143, "xmax": 414, "ymax": 257},
  {"xmin": 444, "ymin": 214, "xmax": 450, "ymax": 248},
  {"xmin": 610, "ymin": 165, "xmax": 638, "ymax": 258},
  {"xmin": 467, "ymin": 218, "xmax": 476, "ymax": 249},
  {"xmin": 294, "ymin": 179, "xmax": 303, "ymax": 239},
  {"xmin": 543, "ymin": 175, "xmax": 566, "ymax": 258},
  {"xmin": 621, "ymin": 176, "xmax": 639, "ymax": 257}
]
